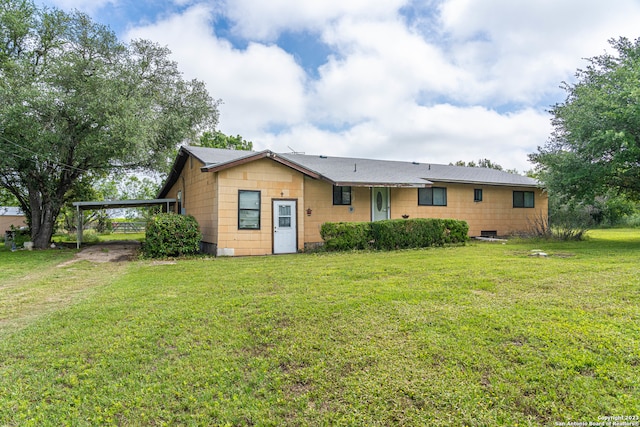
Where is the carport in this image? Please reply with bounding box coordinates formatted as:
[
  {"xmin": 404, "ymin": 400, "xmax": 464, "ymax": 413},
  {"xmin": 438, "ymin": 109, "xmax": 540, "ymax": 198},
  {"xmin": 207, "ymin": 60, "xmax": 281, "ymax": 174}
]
[{"xmin": 72, "ymin": 199, "xmax": 176, "ymax": 249}]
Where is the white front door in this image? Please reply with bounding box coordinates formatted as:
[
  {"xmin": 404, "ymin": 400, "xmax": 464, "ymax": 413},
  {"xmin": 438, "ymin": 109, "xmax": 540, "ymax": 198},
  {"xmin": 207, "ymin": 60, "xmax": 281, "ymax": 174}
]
[
  {"xmin": 273, "ymin": 200, "xmax": 297, "ymax": 254},
  {"xmin": 372, "ymin": 187, "xmax": 390, "ymax": 221}
]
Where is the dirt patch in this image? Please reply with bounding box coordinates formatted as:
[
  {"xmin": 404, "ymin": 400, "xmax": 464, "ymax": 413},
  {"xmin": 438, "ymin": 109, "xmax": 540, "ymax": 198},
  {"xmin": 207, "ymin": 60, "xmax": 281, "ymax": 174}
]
[{"xmin": 58, "ymin": 241, "xmax": 141, "ymax": 266}]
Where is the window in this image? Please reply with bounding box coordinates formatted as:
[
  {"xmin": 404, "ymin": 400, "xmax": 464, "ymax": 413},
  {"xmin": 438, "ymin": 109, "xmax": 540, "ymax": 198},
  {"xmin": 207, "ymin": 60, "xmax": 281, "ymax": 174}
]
[
  {"xmin": 474, "ymin": 188, "xmax": 483, "ymax": 202},
  {"xmin": 238, "ymin": 190, "xmax": 260, "ymax": 229},
  {"xmin": 513, "ymin": 191, "xmax": 535, "ymax": 208},
  {"xmin": 333, "ymin": 186, "xmax": 352, "ymax": 205},
  {"xmin": 418, "ymin": 187, "xmax": 447, "ymax": 206},
  {"xmin": 278, "ymin": 204, "xmax": 292, "ymax": 228}
]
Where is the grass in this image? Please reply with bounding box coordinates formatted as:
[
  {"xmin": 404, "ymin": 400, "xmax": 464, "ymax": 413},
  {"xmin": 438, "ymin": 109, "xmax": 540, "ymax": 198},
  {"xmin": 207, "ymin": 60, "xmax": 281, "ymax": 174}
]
[
  {"xmin": 53, "ymin": 231, "xmax": 146, "ymax": 243},
  {"xmin": 0, "ymin": 230, "xmax": 639, "ymax": 425}
]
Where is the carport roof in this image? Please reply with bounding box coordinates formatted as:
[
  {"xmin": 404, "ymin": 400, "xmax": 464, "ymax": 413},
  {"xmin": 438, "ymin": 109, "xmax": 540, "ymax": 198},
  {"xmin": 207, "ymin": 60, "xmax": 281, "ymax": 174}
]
[{"xmin": 72, "ymin": 198, "xmax": 176, "ymax": 210}]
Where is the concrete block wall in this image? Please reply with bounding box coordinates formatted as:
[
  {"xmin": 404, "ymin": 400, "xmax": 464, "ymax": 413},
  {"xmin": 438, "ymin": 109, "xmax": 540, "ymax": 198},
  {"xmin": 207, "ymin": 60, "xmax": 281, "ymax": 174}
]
[
  {"xmin": 391, "ymin": 183, "xmax": 548, "ymax": 237},
  {"xmin": 0, "ymin": 215, "xmax": 27, "ymax": 234},
  {"xmin": 164, "ymin": 156, "xmax": 218, "ymax": 244},
  {"xmin": 215, "ymin": 159, "xmax": 305, "ymax": 256}
]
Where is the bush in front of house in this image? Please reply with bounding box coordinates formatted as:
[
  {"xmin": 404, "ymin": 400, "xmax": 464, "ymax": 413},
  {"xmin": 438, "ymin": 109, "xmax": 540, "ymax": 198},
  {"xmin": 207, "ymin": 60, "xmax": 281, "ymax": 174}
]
[
  {"xmin": 319, "ymin": 221, "xmax": 372, "ymax": 251},
  {"xmin": 371, "ymin": 218, "xmax": 469, "ymax": 249},
  {"xmin": 442, "ymin": 219, "xmax": 469, "ymax": 243},
  {"xmin": 320, "ymin": 218, "xmax": 469, "ymax": 251},
  {"xmin": 143, "ymin": 213, "xmax": 201, "ymax": 258}
]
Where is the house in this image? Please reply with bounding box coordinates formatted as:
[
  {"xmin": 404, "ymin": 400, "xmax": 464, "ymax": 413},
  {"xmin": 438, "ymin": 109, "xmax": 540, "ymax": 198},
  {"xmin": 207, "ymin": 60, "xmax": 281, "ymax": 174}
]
[
  {"xmin": 157, "ymin": 146, "xmax": 548, "ymax": 256},
  {"xmin": 0, "ymin": 207, "xmax": 27, "ymax": 234}
]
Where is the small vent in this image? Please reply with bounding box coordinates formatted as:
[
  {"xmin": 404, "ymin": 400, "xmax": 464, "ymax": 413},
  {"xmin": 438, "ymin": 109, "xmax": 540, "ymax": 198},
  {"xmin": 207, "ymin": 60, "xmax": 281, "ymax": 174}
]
[{"xmin": 480, "ymin": 230, "xmax": 498, "ymax": 238}]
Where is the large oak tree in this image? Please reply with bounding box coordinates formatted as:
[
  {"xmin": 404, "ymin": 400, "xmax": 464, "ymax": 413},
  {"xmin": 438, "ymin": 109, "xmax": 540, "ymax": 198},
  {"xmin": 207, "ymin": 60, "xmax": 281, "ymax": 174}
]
[
  {"xmin": 530, "ymin": 37, "xmax": 640, "ymax": 204},
  {"xmin": 0, "ymin": 0, "xmax": 219, "ymax": 248}
]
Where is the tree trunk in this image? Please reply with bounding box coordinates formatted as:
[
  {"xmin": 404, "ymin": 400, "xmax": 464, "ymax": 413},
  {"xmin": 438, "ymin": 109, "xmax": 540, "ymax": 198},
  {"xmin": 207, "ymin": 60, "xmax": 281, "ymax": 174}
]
[
  {"xmin": 32, "ymin": 215, "xmax": 55, "ymax": 249},
  {"xmin": 29, "ymin": 191, "xmax": 61, "ymax": 249}
]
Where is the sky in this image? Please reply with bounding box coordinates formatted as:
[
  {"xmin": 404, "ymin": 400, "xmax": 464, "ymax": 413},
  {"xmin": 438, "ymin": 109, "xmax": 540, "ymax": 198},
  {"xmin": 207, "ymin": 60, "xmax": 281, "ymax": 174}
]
[{"xmin": 37, "ymin": 0, "xmax": 640, "ymax": 172}]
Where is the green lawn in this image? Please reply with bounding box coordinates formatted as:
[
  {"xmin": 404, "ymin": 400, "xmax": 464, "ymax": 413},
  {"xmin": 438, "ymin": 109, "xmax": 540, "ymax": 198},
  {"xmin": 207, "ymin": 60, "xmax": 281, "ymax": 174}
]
[{"xmin": 0, "ymin": 230, "xmax": 639, "ymax": 426}]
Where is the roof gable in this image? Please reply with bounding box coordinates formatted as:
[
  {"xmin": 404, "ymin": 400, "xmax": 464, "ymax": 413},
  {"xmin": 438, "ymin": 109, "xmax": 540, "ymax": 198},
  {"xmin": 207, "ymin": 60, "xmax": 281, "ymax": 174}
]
[{"xmin": 187, "ymin": 146, "xmax": 261, "ymax": 166}]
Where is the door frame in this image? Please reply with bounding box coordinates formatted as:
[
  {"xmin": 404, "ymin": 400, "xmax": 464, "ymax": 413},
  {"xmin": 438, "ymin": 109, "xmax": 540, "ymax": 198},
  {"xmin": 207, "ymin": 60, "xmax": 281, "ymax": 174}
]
[
  {"xmin": 371, "ymin": 187, "xmax": 390, "ymax": 221},
  {"xmin": 272, "ymin": 198, "xmax": 298, "ymax": 254}
]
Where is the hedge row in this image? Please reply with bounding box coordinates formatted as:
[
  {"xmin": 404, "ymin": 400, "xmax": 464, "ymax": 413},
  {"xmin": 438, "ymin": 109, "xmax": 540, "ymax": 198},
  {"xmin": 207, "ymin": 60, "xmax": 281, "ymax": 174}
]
[
  {"xmin": 143, "ymin": 213, "xmax": 201, "ymax": 258},
  {"xmin": 320, "ymin": 218, "xmax": 469, "ymax": 251}
]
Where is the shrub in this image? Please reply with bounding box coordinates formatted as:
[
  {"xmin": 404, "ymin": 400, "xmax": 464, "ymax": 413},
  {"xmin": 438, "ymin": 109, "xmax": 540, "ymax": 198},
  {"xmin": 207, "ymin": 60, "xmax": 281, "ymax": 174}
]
[
  {"xmin": 442, "ymin": 219, "xmax": 470, "ymax": 243},
  {"xmin": 95, "ymin": 213, "xmax": 113, "ymax": 234},
  {"xmin": 82, "ymin": 229, "xmax": 100, "ymax": 244},
  {"xmin": 525, "ymin": 200, "xmax": 594, "ymax": 241},
  {"xmin": 143, "ymin": 213, "xmax": 201, "ymax": 258},
  {"xmin": 6, "ymin": 226, "xmax": 31, "ymax": 248},
  {"xmin": 320, "ymin": 222, "xmax": 372, "ymax": 251},
  {"xmin": 320, "ymin": 218, "xmax": 468, "ymax": 251},
  {"xmin": 371, "ymin": 218, "xmax": 468, "ymax": 249},
  {"xmin": 620, "ymin": 211, "xmax": 640, "ymax": 228}
]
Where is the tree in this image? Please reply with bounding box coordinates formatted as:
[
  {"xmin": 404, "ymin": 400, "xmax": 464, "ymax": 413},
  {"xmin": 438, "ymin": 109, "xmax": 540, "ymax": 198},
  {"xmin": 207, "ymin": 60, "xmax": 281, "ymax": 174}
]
[
  {"xmin": 95, "ymin": 173, "xmax": 162, "ymax": 220},
  {"xmin": 452, "ymin": 159, "xmax": 503, "ymax": 170},
  {"xmin": 451, "ymin": 159, "xmax": 520, "ymax": 175},
  {"xmin": 197, "ymin": 131, "xmax": 253, "ymax": 151},
  {"xmin": 0, "ymin": 188, "xmax": 19, "ymax": 206},
  {"xmin": 530, "ymin": 37, "xmax": 640, "ymax": 204},
  {"xmin": 0, "ymin": 0, "xmax": 219, "ymax": 248}
]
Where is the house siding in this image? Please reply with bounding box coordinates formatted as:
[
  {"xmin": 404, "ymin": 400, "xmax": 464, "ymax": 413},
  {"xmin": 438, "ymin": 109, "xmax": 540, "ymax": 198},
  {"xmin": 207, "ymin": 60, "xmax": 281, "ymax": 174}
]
[
  {"xmin": 303, "ymin": 178, "xmax": 371, "ymax": 245},
  {"xmin": 0, "ymin": 215, "xmax": 27, "ymax": 233},
  {"xmin": 215, "ymin": 158, "xmax": 305, "ymax": 256},
  {"xmin": 391, "ymin": 183, "xmax": 547, "ymax": 237},
  {"xmin": 161, "ymin": 149, "xmax": 548, "ymax": 256},
  {"xmin": 300, "ymin": 179, "xmax": 548, "ymax": 244},
  {"xmin": 164, "ymin": 156, "xmax": 218, "ymax": 246}
]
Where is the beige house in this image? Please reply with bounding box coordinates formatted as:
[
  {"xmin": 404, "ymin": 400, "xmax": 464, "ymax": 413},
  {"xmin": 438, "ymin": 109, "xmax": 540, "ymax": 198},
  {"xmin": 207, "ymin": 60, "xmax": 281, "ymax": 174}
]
[
  {"xmin": 1, "ymin": 207, "xmax": 27, "ymax": 234},
  {"xmin": 158, "ymin": 146, "xmax": 548, "ymax": 256}
]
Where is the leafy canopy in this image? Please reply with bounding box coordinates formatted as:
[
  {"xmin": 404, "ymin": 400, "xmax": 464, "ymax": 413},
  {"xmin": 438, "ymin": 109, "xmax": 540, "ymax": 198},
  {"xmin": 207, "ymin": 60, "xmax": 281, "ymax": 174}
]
[
  {"xmin": 530, "ymin": 37, "xmax": 640, "ymax": 203},
  {"xmin": 196, "ymin": 131, "xmax": 253, "ymax": 151},
  {"xmin": 0, "ymin": 0, "xmax": 219, "ymax": 247}
]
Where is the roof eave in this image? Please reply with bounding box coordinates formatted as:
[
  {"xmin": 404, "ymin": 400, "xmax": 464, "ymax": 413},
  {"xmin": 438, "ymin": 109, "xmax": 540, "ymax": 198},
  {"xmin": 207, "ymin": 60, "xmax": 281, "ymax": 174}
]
[
  {"xmin": 157, "ymin": 146, "xmax": 189, "ymax": 198},
  {"xmin": 332, "ymin": 181, "xmax": 432, "ymax": 188},
  {"xmin": 201, "ymin": 151, "xmax": 323, "ymax": 179},
  {"xmin": 427, "ymin": 178, "xmax": 542, "ymax": 188},
  {"xmin": 200, "ymin": 150, "xmax": 272, "ymax": 173}
]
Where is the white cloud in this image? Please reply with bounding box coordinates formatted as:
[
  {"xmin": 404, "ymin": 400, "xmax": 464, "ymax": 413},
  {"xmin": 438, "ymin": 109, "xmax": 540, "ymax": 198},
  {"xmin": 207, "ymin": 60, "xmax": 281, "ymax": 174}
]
[
  {"xmin": 38, "ymin": 0, "xmax": 640, "ymax": 172},
  {"xmin": 254, "ymin": 104, "xmax": 550, "ymax": 172},
  {"xmin": 312, "ymin": 17, "xmax": 469, "ymax": 124},
  {"xmin": 225, "ymin": 0, "xmax": 407, "ymax": 40},
  {"xmin": 125, "ymin": 4, "xmax": 307, "ymax": 135},
  {"xmin": 438, "ymin": 0, "xmax": 640, "ymax": 105}
]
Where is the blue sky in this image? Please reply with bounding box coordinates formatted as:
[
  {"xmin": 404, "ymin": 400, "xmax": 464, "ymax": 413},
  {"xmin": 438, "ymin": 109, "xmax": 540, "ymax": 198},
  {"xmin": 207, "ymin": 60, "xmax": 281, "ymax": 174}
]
[{"xmin": 39, "ymin": 0, "xmax": 640, "ymax": 171}]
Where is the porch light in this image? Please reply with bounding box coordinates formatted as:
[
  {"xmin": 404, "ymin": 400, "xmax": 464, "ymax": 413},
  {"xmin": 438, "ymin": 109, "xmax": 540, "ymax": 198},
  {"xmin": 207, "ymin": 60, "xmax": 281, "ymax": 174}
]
[{"xmin": 306, "ymin": 208, "xmax": 312, "ymax": 216}]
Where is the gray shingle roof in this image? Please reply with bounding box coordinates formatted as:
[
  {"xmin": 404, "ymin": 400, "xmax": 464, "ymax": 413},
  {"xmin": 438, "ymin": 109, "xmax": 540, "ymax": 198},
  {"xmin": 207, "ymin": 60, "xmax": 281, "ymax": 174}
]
[
  {"xmin": 278, "ymin": 153, "xmax": 432, "ymax": 187},
  {"xmin": 0, "ymin": 207, "xmax": 24, "ymax": 216},
  {"xmin": 187, "ymin": 146, "xmax": 256, "ymax": 166},
  {"xmin": 179, "ymin": 146, "xmax": 539, "ymax": 188},
  {"xmin": 279, "ymin": 153, "xmax": 539, "ymax": 187}
]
